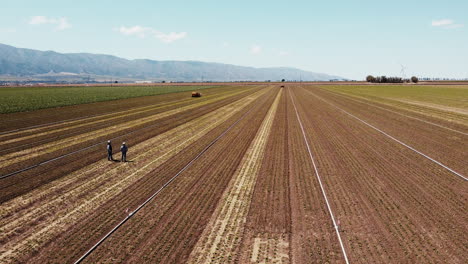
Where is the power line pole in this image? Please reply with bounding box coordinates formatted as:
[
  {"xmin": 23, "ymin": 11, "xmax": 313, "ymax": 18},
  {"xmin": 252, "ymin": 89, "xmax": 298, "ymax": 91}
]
[{"xmin": 400, "ymin": 64, "xmax": 407, "ymax": 80}]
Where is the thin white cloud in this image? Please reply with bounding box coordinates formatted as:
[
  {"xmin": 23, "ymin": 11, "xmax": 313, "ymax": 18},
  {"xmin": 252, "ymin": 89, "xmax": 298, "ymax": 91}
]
[
  {"xmin": 155, "ymin": 31, "xmax": 187, "ymax": 43},
  {"xmin": 222, "ymin": 42, "xmax": 229, "ymax": 47},
  {"xmin": 432, "ymin": 19, "xmax": 463, "ymax": 29},
  {"xmin": 278, "ymin": 50, "xmax": 290, "ymax": 56},
  {"xmin": 29, "ymin": 16, "xmax": 71, "ymax": 31},
  {"xmin": 56, "ymin": 18, "xmax": 71, "ymax": 30},
  {"xmin": 29, "ymin": 16, "xmax": 49, "ymax": 25},
  {"xmin": 432, "ymin": 19, "xmax": 454, "ymax": 26},
  {"xmin": 250, "ymin": 44, "xmax": 262, "ymax": 54},
  {"xmin": 117, "ymin": 25, "xmax": 187, "ymax": 43},
  {"xmin": 118, "ymin": 26, "xmax": 151, "ymax": 38}
]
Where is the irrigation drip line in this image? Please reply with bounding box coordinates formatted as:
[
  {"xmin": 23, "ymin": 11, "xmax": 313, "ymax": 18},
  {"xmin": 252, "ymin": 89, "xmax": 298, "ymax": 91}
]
[
  {"xmin": 73, "ymin": 98, "xmax": 259, "ymax": 264},
  {"xmin": 315, "ymin": 87, "xmax": 468, "ymax": 136},
  {"xmin": 0, "ymin": 90, "xmax": 256, "ymax": 180},
  {"xmin": 289, "ymin": 88, "xmax": 351, "ymax": 264},
  {"xmin": 303, "ymin": 87, "xmax": 467, "ymax": 181}
]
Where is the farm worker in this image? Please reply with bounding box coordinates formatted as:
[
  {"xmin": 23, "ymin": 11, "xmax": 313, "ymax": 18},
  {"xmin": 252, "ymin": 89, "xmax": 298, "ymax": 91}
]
[
  {"xmin": 120, "ymin": 142, "xmax": 128, "ymax": 162},
  {"xmin": 107, "ymin": 140, "xmax": 113, "ymax": 161}
]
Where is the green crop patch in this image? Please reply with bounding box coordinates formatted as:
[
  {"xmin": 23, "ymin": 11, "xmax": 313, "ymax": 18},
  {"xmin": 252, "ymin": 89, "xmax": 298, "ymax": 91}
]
[{"xmin": 0, "ymin": 85, "xmax": 219, "ymax": 113}]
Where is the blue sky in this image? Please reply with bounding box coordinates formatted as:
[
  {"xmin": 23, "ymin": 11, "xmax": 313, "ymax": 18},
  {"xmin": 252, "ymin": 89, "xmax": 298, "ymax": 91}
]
[{"xmin": 0, "ymin": 0, "xmax": 467, "ymax": 79}]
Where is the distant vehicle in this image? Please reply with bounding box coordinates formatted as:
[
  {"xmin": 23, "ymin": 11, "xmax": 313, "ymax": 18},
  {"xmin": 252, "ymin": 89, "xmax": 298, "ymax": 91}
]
[
  {"xmin": 280, "ymin": 85, "xmax": 285, "ymax": 88},
  {"xmin": 191, "ymin": 92, "xmax": 202, "ymax": 97}
]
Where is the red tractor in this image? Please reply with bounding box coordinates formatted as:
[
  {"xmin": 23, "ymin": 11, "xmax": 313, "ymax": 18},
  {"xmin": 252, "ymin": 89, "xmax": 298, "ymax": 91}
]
[{"xmin": 191, "ymin": 92, "xmax": 202, "ymax": 97}]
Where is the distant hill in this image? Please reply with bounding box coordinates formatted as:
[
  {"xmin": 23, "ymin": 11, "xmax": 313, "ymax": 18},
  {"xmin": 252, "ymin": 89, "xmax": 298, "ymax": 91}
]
[{"xmin": 0, "ymin": 43, "xmax": 344, "ymax": 82}]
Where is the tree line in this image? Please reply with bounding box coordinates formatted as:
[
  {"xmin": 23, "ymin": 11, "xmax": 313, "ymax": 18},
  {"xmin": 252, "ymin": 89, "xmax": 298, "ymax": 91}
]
[{"xmin": 366, "ymin": 75, "xmax": 418, "ymax": 83}]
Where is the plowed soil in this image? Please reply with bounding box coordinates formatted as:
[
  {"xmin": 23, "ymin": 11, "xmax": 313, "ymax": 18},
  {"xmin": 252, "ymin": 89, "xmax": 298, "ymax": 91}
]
[{"xmin": 1, "ymin": 84, "xmax": 466, "ymax": 264}]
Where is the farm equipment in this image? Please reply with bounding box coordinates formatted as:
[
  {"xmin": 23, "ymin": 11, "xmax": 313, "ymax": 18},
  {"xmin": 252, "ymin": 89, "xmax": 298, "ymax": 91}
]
[{"xmin": 192, "ymin": 92, "xmax": 202, "ymax": 97}]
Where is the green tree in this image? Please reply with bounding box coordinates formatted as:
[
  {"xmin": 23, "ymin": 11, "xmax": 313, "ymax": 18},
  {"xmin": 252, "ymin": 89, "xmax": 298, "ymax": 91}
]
[{"xmin": 366, "ymin": 75, "xmax": 376, "ymax": 82}]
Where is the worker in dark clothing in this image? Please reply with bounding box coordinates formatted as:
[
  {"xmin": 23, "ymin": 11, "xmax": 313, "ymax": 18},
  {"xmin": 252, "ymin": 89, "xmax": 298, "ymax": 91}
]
[
  {"xmin": 120, "ymin": 142, "xmax": 128, "ymax": 162},
  {"xmin": 107, "ymin": 140, "xmax": 113, "ymax": 161}
]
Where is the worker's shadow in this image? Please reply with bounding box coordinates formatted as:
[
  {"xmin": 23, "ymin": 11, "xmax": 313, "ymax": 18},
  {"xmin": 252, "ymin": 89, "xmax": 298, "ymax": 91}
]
[{"xmin": 109, "ymin": 159, "xmax": 133, "ymax": 162}]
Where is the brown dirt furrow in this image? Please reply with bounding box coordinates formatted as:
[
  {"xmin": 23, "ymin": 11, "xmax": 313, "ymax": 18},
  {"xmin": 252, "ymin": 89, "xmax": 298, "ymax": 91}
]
[
  {"xmin": 0, "ymin": 87, "xmax": 270, "ymax": 264},
  {"xmin": 317, "ymin": 87, "xmax": 468, "ymax": 135},
  {"xmin": 0, "ymin": 85, "xmax": 230, "ymax": 132},
  {"xmin": 286, "ymin": 88, "xmax": 345, "ymax": 264},
  {"xmin": 394, "ymin": 99, "xmax": 468, "ymax": 116},
  {"xmin": 0, "ymin": 86, "xmax": 231, "ymax": 137},
  {"xmin": 292, "ymin": 86, "xmax": 467, "ymax": 263},
  {"xmin": 0, "ymin": 88, "xmax": 266, "ymax": 229},
  {"xmin": 0, "ymin": 87, "xmax": 263, "ymax": 202},
  {"xmin": 2, "ymin": 83, "xmax": 465, "ymax": 264},
  {"xmin": 0, "ymin": 87, "xmax": 253, "ymax": 169},
  {"xmin": 237, "ymin": 88, "xmax": 291, "ymax": 264},
  {"xmin": 0, "ymin": 86, "xmax": 253, "ymax": 153},
  {"xmin": 318, "ymin": 88, "xmax": 468, "ymax": 127},
  {"xmin": 68, "ymin": 87, "xmax": 279, "ymax": 264},
  {"xmin": 187, "ymin": 89, "xmax": 282, "ymax": 264},
  {"xmin": 305, "ymin": 86, "xmax": 468, "ymax": 177}
]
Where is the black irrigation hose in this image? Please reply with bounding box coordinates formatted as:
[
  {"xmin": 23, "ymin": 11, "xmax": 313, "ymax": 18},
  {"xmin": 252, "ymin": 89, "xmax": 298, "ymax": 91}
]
[
  {"xmin": 0, "ymin": 90, "xmax": 258, "ymax": 180},
  {"xmin": 73, "ymin": 98, "xmax": 258, "ymax": 264},
  {"xmin": 0, "ymin": 91, "xmax": 252, "ymax": 156}
]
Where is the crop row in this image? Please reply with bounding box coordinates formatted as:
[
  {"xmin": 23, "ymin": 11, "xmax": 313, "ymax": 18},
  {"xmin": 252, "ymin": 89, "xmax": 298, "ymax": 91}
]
[
  {"xmin": 0, "ymin": 85, "xmax": 220, "ymax": 114},
  {"xmin": 0, "ymin": 86, "xmax": 253, "ymax": 148},
  {"xmin": 0, "ymin": 87, "xmax": 263, "ymax": 202},
  {"xmin": 0, "ymin": 86, "xmax": 257, "ymax": 174},
  {"xmin": 0, "ymin": 87, "xmax": 273, "ymax": 263},
  {"xmin": 290, "ymin": 86, "xmax": 467, "ymax": 263},
  {"xmin": 2, "ymin": 84, "xmax": 465, "ymax": 263},
  {"xmin": 285, "ymin": 89, "xmax": 345, "ymax": 264},
  {"xmin": 187, "ymin": 89, "xmax": 282, "ymax": 263},
  {"xmin": 306, "ymin": 86, "xmax": 467, "ymax": 176},
  {"xmin": 0, "ymin": 86, "xmax": 247, "ymax": 133},
  {"xmin": 76, "ymin": 87, "xmax": 279, "ymax": 263},
  {"xmin": 237, "ymin": 88, "xmax": 291, "ymax": 264}
]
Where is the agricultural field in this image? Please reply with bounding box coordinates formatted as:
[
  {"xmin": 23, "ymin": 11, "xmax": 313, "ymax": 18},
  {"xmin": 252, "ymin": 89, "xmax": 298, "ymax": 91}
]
[
  {"xmin": 0, "ymin": 85, "xmax": 219, "ymax": 113},
  {"xmin": 0, "ymin": 83, "xmax": 466, "ymax": 263},
  {"xmin": 321, "ymin": 84, "xmax": 468, "ymax": 126}
]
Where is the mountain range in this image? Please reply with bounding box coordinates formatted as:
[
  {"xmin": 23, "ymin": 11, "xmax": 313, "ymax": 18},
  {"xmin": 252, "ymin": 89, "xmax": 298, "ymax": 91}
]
[{"xmin": 0, "ymin": 43, "xmax": 343, "ymax": 82}]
